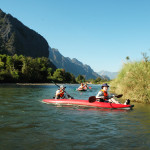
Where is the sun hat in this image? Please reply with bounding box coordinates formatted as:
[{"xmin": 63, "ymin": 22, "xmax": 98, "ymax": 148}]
[
  {"xmin": 60, "ymin": 85, "xmax": 66, "ymax": 89},
  {"xmin": 101, "ymin": 83, "xmax": 109, "ymax": 89}
]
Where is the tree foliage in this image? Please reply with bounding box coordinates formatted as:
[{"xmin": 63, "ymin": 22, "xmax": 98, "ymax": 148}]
[
  {"xmin": 76, "ymin": 74, "xmax": 86, "ymax": 83},
  {"xmin": 0, "ymin": 54, "xmax": 77, "ymax": 83}
]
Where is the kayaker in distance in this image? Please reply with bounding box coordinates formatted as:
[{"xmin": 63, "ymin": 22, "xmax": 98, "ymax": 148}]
[
  {"xmin": 78, "ymin": 83, "xmax": 86, "ymax": 90},
  {"xmin": 96, "ymin": 83, "xmax": 130, "ymax": 105},
  {"xmin": 55, "ymin": 85, "xmax": 67, "ymax": 99},
  {"xmin": 84, "ymin": 83, "xmax": 88, "ymax": 89}
]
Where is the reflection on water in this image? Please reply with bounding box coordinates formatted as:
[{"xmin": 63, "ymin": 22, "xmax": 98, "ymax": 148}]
[
  {"xmin": 46, "ymin": 103, "xmax": 131, "ymax": 112},
  {"xmin": 0, "ymin": 84, "xmax": 150, "ymax": 150}
]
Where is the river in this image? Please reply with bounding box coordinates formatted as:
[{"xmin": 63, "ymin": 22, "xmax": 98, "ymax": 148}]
[{"xmin": 0, "ymin": 84, "xmax": 150, "ymax": 150}]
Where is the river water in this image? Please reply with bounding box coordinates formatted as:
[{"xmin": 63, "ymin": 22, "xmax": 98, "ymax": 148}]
[{"xmin": 0, "ymin": 84, "xmax": 150, "ymax": 150}]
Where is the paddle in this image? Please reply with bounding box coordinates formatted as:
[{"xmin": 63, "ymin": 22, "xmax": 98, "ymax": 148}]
[
  {"xmin": 115, "ymin": 94, "xmax": 123, "ymax": 98},
  {"xmin": 88, "ymin": 94, "xmax": 123, "ymax": 103},
  {"xmin": 52, "ymin": 81, "xmax": 74, "ymax": 99},
  {"xmin": 88, "ymin": 96, "xmax": 96, "ymax": 103}
]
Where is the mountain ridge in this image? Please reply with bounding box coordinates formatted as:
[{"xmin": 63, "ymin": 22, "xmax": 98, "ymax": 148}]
[
  {"xmin": 0, "ymin": 9, "xmax": 102, "ymax": 80},
  {"xmin": 49, "ymin": 48, "xmax": 101, "ymax": 79},
  {"xmin": 0, "ymin": 9, "xmax": 49, "ymax": 58}
]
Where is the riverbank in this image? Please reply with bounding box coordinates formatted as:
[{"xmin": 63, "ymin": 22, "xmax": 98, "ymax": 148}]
[
  {"xmin": 0, "ymin": 82, "xmax": 93, "ymax": 86},
  {"xmin": 110, "ymin": 60, "xmax": 150, "ymax": 104},
  {"xmin": 0, "ymin": 83, "xmax": 81, "ymax": 86},
  {"xmin": 0, "ymin": 83, "xmax": 54, "ymax": 85},
  {"xmin": 16, "ymin": 83, "xmax": 55, "ymax": 85}
]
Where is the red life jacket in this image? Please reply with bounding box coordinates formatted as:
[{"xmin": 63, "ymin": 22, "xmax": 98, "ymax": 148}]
[
  {"xmin": 101, "ymin": 89, "xmax": 108, "ymax": 100},
  {"xmin": 59, "ymin": 89, "xmax": 65, "ymax": 97}
]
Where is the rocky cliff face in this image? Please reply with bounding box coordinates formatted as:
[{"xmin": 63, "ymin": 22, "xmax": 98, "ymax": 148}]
[
  {"xmin": 49, "ymin": 48, "xmax": 100, "ymax": 79},
  {"xmin": 0, "ymin": 9, "xmax": 49, "ymax": 58}
]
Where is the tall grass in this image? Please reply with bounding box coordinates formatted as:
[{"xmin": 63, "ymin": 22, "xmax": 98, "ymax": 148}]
[{"xmin": 111, "ymin": 61, "xmax": 150, "ymax": 103}]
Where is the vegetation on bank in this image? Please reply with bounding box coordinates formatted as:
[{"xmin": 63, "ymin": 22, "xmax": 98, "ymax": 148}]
[
  {"xmin": 89, "ymin": 77, "xmax": 109, "ymax": 84},
  {"xmin": 0, "ymin": 54, "xmax": 77, "ymax": 83},
  {"xmin": 111, "ymin": 54, "xmax": 150, "ymax": 103},
  {"xmin": 0, "ymin": 54, "xmax": 107, "ymax": 84}
]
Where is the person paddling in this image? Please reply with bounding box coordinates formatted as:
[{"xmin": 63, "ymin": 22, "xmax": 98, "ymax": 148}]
[
  {"xmin": 96, "ymin": 83, "xmax": 122, "ymax": 104},
  {"xmin": 84, "ymin": 83, "xmax": 88, "ymax": 89},
  {"xmin": 55, "ymin": 85, "xmax": 67, "ymax": 99},
  {"xmin": 78, "ymin": 83, "xmax": 85, "ymax": 90}
]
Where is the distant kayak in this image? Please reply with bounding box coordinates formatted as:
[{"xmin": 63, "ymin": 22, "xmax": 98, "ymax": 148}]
[
  {"xmin": 77, "ymin": 87, "xmax": 87, "ymax": 91},
  {"xmin": 42, "ymin": 99, "xmax": 134, "ymax": 109}
]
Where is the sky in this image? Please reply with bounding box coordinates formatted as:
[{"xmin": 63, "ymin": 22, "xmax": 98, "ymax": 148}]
[{"xmin": 1, "ymin": 0, "xmax": 150, "ymax": 72}]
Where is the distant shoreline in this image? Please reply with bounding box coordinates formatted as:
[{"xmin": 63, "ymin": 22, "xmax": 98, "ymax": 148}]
[
  {"xmin": 16, "ymin": 83, "xmax": 55, "ymax": 85},
  {"xmin": 0, "ymin": 83, "xmax": 80, "ymax": 85}
]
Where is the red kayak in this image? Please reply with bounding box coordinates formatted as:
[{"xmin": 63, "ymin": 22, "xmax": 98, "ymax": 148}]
[
  {"xmin": 77, "ymin": 88, "xmax": 87, "ymax": 91},
  {"xmin": 42, "ymin": 99, "xmax": 134, "ymax": 109}
]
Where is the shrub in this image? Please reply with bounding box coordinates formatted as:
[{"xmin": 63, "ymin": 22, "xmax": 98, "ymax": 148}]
[{"xmin": 111, "ymin": 61, "xmax": 150, "ymax": 103}]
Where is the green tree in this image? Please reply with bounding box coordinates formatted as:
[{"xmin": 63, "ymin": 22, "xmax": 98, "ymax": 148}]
[
  {"xmin": 21, "ymin": 57, "xmax": 38, "ymax": 82},
  {"xmin": 65, "ymin": 72, "xmax": 73, "ymax": 83},
  {"xmin": 47, "ymin": 68, "xmax": 53, "ymax": 81},
  {"xmin": 70, "ymin": 73, "xmax": 76, "ymax": 83},
  {"xmin": 0, "ymin": 54, "xmax": 77, "ymax": 83},
  {"xmin": 0, "ymin": 58, "xmax": 4, "ymax": 70},
  {"xmin": 13, "ymin": 54, "xmax": 23, "ymax": 71},
  {"xmin": 38, "ymin": 57, "xmax": 49, "ymax": 81},
  {"xmin": 0, "ymin": 54, "xmax": 7, "ymax": 69},
  {"xmin": 0, "ymin": 34, "xmax": 5, "ymax": 54},
  {"xmin": 76, "ymin": 74, "xmax": 85, "ymax": 83},
  {"xmin": 0, "ymin": 57, "xmax": 5, "ymax": 81},
  {"xmin": 94, "ymin": 77, "xmax": 102, "ymax": 84},
  {"xmin": 126, "ymin": 56, "xmax": 130, "ymax": 61},
  {"xmin": 52, "ymin": 69, "xmax": 66, "ymax": 82},
  {"xmin": 6, "ymin": 55, "xmax": 20, "ymax": 82}
]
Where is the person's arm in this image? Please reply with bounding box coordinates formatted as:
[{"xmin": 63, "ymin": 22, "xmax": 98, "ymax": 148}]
[
  {"xmin": 96, "ymin": 91, "xmax": 104, "ymax": 99},
  {"xmin": 56, "ymin": 90, "xmax": 60, "ymax": 96},
  {"xmin": 108, "ymin": 92, "xmax": 115, "ymax": 99},
  {"xmin": 55, "ymin": 90, "xmax": 60, "ymax": 99},
  {"xmin": 78, "ymin": 85, "xmax": 83, "ymax": 89}
]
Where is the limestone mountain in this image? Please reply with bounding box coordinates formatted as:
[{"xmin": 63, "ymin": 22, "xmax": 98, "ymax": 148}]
[
  {"xmin": 49, "ymin": 48, "xmax": 100, "ymax": 79},
  {"xmin": 0, "ymin": 9, "xmax": 101, "ymax": 80},
  {"xmin": 97, "ymin": 70, "xmax": 118, "ymax": 80},
  {"xmin": 0, "ymin": 9, "xmax": 49, "ymax": 58}
]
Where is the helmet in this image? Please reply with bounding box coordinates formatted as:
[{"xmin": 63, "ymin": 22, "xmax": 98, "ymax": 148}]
[{"xmin": 60, "ymin": 85, "xmax": 66, "ymax": 89}]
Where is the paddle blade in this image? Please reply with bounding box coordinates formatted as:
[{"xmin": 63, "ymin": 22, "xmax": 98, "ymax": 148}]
[
  {"xmin": 88, "ymin": 87, "xmax": 92, "ymax": 89},
  {"xmin": 67, "ymin": 94, "xmax": 74, "ymax": 99},
  {"xmin": 88, "ymin": 96, "xmax": 96, "ymax": 103},
  {"xmin": 115, "ymin": 94, "xmax": 123, "ymax": 98}
]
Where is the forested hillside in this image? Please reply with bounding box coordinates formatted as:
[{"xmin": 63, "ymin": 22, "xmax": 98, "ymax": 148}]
[
  {"xmin": 0, "ymin": 9, "xmax": 102, "ymax": 82},
  {"xmin": 0, "ymin": 54, "xmax": 78, "ymax": 83}
]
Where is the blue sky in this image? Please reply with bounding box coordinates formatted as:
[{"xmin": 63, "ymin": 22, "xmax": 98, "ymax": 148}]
[{"xmin": 1, "ymin": 0, "xmax": 150, "ymax": 72}]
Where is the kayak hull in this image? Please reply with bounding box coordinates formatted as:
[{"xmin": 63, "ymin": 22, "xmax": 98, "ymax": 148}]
[
  {"xmin": 42, "ymin": 99, "xmax": 134, "ymax": 109},
  {"xmin": 77, "ymin": 88, "xmax": 87, "ymax": 91}
]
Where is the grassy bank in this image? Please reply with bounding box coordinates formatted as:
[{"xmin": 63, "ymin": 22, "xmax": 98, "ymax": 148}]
[{"xmin": 110, "ymin": 61, "xmax": 150, "ymax": 103}]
